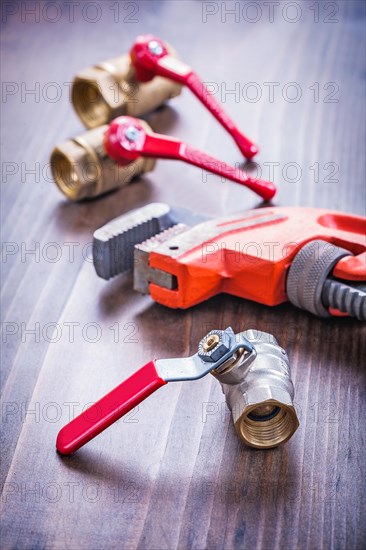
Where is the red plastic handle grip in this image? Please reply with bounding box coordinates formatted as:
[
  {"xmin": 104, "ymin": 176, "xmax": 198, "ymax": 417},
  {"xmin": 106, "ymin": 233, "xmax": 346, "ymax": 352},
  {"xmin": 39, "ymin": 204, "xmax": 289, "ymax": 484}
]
[
  {"xmin": 130, "ymin": 35, "xmax": 258, "ymax": 160},
  {"xmin": 104, "ymin": 117, "xmax": 276, "ymax": 201},
  {"xmin": 182, "ymin": 145, "xmax": 276, "ymax": 201},
  {"xmin": 185, "ymin": 72, "xmax": 258, "ymax": 160},
  {"xmin": 56, "ymin": 361, "xmax": 166, "ymax": 455}
]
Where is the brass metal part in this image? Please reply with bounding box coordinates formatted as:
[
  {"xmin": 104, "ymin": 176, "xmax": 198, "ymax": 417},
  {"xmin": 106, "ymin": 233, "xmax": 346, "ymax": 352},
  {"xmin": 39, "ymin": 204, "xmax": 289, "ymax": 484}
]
[
  {"xmin": 238, "ymin": 401, "xmax": 298, "ymax": 449},
  {"xmin": 202, "ymin": 333, "xmax": 220, "ymax": 352},
  {"xmin": 214, "ymin": 330, "xmax": 299, "ymax": 449},
  {"xmin": 50, "ymin": 122, "xmax": 156, "ymax": 201},
  {"xmin": 72, "ymin": 52, "xmax": 182, "ymax": 129}
]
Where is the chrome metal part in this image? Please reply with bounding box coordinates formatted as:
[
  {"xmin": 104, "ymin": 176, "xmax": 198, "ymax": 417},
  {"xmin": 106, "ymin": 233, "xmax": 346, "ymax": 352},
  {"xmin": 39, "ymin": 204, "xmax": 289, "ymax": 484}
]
[
  {"xmin": 198, "ymin": 329, "xmax": 233, "ymax": 363},
  {"xmin": 155, "ymin": 328, "xmax": 254, "ymax": 382},
  {"xmin": 93, "ymin": 203, "xmax": 177, "ymax": 280},
  {"xmin": 148, "ymin": 40, "xmax": 164, "ymax": 56},
  {"xmin": 93, "ymin": 202, "xmax": 208, "ymax": 280},
  {"xmin": 214, "ymin": 330, "xmax": 299, "ymax": 449},
  {"xmin": 134, "ymin": 224, "xmax": 188, "ymax": 294},
  {"xmin": 125, "ymin": 126, "xmax": 141, "ymax": 142},
  {"xmin": 155, "ymin": 327, "xmax": 298, "ymax": 448}
]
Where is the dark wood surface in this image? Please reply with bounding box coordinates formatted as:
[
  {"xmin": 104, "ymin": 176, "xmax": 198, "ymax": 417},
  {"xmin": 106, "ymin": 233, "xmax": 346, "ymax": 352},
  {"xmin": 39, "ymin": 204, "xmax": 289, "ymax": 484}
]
[{"xmin": 1, "ymin": 1, "xmax": 365, "ymax": 548}]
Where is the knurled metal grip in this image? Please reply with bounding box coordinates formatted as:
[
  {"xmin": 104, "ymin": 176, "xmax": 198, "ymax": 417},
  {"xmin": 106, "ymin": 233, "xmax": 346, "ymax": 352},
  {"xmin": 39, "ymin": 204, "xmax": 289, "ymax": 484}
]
[{"xmin": 286, "ymin": 240, "xmax": 351, "ymax": 317}]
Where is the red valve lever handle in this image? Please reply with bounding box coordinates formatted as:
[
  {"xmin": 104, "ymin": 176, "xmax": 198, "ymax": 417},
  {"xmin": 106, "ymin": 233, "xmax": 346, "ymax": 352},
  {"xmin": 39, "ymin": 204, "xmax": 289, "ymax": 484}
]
[
  {"xmin": 130, "ymin": 35, "xmax": 258, "ymax": 160},
  {"xmin": 104, "ymin": 117, "xmax": 276, "ymax": 201},
  {"xmin": 56, "ymin": 361, "xmax": 166, "ymax": 455}
]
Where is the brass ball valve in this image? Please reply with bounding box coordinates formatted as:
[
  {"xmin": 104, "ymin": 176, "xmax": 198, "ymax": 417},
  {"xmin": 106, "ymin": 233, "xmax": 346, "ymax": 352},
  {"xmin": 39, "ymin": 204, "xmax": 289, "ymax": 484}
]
[
  {"xmin": 71, "ymin": 39, "xmax": 182, "ymax": 129},
  {"xmin": 71, "ymin": 34, "xmax": 259, "ymax": 160},
  {"xmin": 50, "ymin": 121, "xmax": 156, "ymax": 201},
  {"xmin": 50, "ymin": 116, "xmax": 276, "ymax": 202}
]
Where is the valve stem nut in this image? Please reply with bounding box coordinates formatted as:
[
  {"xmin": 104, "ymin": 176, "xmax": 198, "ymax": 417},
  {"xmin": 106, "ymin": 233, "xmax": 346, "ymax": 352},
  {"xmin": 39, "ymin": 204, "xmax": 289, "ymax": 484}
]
[{"xmin": 198, "ymin": 329, "xmax": 232, "ymax": 363}]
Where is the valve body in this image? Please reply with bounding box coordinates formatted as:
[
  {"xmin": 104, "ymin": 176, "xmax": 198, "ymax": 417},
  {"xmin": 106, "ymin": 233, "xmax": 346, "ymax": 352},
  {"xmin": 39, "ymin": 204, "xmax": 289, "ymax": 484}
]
[
  {"xmin": 50, "ymin": 123, "xmax": 156, "ymax": 201},
  {"xmin": 213, "ymin": 330, "xmax": 299, "ymax": 449},
  {"xmin": 72, "ymin": 53, "xmax": 182, "ymax": 128}
]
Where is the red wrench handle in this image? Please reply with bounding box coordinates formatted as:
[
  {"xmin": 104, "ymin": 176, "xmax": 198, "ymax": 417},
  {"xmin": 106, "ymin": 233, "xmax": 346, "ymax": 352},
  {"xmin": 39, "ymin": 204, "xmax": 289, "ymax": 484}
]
[
  {"xmin": 56, "ymin": 361, "xmax": 166, "ymax": 455},
  {"xmin": 130, "ymin": 35, "xmax": 258, "ymax": 160},
  {"xmin": 104, "ymin": 117, "xmax": 276, "ymax": 201}
]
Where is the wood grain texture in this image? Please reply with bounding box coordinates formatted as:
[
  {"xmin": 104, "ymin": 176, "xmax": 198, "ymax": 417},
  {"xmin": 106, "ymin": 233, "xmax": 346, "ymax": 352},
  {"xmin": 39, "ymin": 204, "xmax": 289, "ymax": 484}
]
[{"xmin": 1, "ymin": 1, "xmax": 365, "ymax": 549}]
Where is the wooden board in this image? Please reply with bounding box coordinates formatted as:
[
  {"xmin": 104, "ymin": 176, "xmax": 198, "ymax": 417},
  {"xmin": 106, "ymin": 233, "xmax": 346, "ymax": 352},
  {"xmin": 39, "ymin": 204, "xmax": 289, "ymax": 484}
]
[{"xmin": 1, "ymin": 1, "xmax": 365, "ymax": 548}]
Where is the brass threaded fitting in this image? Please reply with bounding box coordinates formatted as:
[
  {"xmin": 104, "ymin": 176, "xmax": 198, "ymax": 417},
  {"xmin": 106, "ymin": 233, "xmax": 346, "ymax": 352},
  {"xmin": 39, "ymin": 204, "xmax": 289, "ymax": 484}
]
[
  {"xmin": 236, "ymin": 401, "xmax": 298, "ymax": 449},
  {"xmin": 72, "ymin": 53, "xmax": 182, "ymax": 129},
  {"xmin": 50, "ymin": 123, "xmax": 156, "ymax": 201}
]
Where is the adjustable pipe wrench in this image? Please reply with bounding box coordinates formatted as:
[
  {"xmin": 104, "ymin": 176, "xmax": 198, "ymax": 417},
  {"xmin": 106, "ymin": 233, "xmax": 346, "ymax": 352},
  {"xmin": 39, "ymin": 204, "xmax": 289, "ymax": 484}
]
[
  {"xmin": 56, "ymin": 328, "xmax": 299, "ymax": 455},
  {"xmin": 93, "ymin": 203, "xmax": 366, "ymax": 319}
]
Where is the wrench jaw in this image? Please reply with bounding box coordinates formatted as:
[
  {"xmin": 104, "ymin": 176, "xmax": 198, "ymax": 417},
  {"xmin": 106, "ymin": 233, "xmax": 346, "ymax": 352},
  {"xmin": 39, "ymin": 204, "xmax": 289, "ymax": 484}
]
[
  {"xmin": 134, "ymin": 246, "xmax": 225, "ymax": 309},
  {"xmin": 147, "ymin": 262, "xmax": 224, "ymax": 309},
  {"xmin": 134, "ymin": 209, "xmax": 290, "ymax": 308},
  {"xmin": 133, "ymin": 224, "xmax": 188, "ymax": 294},
  {"xmin": 132, "ymin": 217, "xmax": 230, "ymax": 307},
  {"xmin": 92, "ymin": 202, "xmax": 209, "ymax": 281},
  {"xmin": 91, "ymin": 200, "xmax": 216, "ymax": 306}
]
